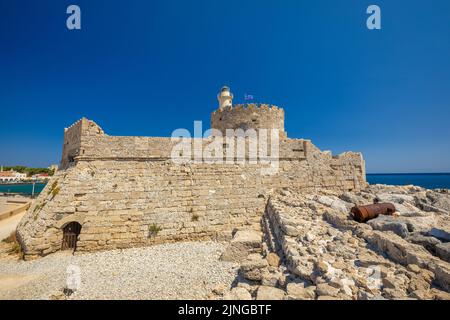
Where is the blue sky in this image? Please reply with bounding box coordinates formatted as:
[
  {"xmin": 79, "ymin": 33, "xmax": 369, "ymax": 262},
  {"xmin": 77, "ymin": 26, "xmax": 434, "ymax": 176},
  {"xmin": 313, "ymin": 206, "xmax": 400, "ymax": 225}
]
[{"xmin": 0, "ymin": 0, "xmax": 449, "ymax": 173}]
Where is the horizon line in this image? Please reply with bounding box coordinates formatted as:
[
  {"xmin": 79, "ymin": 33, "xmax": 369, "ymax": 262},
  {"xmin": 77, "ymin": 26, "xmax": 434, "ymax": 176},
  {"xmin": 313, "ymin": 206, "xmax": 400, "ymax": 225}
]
[{"xmin": 367, "ymin": 172, "xmax": 450, "ymax": 175}]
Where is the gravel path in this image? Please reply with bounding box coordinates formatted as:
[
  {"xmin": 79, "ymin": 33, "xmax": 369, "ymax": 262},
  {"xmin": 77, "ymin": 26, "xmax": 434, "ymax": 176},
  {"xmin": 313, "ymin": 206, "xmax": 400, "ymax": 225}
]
[{"xmin": 0, "ymin": 241, "xmax": 239, "ymax": 300}]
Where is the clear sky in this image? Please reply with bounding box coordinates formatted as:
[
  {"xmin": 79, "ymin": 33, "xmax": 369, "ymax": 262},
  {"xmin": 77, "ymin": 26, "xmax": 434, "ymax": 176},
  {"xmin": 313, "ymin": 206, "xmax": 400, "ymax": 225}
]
[{"xmin": 1, "ymin": 0, "xmax": 449, "ymax": 173}]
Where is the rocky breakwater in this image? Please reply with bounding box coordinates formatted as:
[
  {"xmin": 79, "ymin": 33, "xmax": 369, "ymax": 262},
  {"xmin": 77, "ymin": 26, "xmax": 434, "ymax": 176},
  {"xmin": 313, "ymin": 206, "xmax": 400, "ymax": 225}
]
[{"xmin": 213, "ymin": 185, "xmax": 450, "ymax": 300}]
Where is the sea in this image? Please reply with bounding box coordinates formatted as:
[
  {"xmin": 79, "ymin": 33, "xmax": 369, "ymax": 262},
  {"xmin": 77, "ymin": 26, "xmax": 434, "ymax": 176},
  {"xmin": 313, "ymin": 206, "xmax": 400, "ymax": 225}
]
[
  {"xmin": 0, "ymin": 183, "xmax": 47, "ymax": 196},
  {"xmin": 366, "ymin": 173, "xmax": 450, "ymax": 190},
  {"xmin": 0, "ymin": 174, "xmax": 449, "ymax": 196}
]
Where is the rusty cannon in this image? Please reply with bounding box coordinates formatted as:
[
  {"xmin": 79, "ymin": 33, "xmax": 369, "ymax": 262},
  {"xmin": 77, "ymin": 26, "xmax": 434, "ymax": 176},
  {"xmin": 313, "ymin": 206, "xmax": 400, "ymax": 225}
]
[{"xmin": 351, "ymin": 203, "xmax": 396, "ymax": 223}]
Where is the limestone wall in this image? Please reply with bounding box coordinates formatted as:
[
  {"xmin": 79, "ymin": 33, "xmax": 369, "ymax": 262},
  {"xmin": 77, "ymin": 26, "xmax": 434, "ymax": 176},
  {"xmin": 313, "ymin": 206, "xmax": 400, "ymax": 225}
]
[
  {"xmin": 17, "ymin": 117, "xmax": 366, "ymax": 259},
  {"xmin": 75, "ymin": 136, "xmax": 309, "ymax": 161},
  {"xmin": 60, "ymin": 119, "xmax": 82, "ymax": 169}
]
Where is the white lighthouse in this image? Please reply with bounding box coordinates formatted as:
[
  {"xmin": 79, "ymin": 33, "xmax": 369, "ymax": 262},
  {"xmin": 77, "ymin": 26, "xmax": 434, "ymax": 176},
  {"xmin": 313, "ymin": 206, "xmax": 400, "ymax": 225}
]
[{"xmin": 217, "ymin": 86, "xmax": 233, "ymax": 109}]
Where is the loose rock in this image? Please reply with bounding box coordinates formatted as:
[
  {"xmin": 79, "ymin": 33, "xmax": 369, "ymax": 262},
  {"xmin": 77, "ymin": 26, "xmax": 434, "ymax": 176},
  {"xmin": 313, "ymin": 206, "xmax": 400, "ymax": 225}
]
[{"xmin": 255, "ymin": 286, "xmax": 285, "ymax": 300}]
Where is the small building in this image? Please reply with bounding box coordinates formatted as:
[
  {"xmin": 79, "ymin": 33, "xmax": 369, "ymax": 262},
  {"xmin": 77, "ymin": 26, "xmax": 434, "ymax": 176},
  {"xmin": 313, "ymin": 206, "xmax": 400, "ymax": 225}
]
[
  {"xmin": 0, "ymin": 170, "xmax": 27, "ymax": 183},
  {"xmin": 32, "ymin": 173, "xmax": 50, "ymax": 181}
]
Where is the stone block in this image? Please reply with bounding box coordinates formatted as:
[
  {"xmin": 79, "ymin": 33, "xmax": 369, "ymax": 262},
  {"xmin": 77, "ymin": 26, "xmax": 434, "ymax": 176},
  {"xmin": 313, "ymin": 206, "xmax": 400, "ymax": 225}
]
[
  {"xmin": 255, "ymin": 286, "xmax": 286, "ymax": 300},
  {"xmin": 220, "ymin": 230, "xmax": 262, "ymax": 262},
  {"xmin": 436, "ymin": 242, "xmax": 450, "ymax": 263}
]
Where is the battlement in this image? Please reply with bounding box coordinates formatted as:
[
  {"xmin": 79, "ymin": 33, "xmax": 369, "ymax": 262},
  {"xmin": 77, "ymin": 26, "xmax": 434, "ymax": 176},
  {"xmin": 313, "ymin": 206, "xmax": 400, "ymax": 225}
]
[
  {"xmin": 218, "ymin": 103, "xmax": 282, "ymax": 111},
  {"xmin": 211, "ymin": 103, "xmax": 286, "ymax": 138},
  {"xmin": 61, "ymin": 118, "xmax": 105, "ymax": 169},
  {"xmin": 64, "ymin": 118, "xmax": 84, "ymax": 133}
]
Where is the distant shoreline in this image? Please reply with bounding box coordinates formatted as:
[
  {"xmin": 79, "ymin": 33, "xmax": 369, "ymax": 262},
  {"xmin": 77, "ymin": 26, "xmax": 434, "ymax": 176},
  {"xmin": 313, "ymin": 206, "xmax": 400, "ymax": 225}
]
[
  {"xmin": 366, "ymin": 173, "xmax": 450, "ymax": 190},
  {"xmin": 0, "ymin": 181, "xmax": 49, "ymax": 186}
]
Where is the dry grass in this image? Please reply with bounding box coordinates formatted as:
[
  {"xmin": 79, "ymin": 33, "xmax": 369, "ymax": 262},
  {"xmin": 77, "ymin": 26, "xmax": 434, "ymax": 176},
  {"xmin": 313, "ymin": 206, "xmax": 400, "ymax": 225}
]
[
  {"xmin": 2, "ymin": 231, "xmax": 24, "ymax": 259},
  {"xmin": 51, "ymin": 186, "xmax": 60, "ymax": 198}
]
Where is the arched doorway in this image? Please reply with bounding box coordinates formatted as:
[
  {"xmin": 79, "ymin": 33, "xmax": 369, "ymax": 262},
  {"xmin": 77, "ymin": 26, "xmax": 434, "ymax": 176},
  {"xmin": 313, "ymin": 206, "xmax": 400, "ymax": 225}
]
[{"xmin": 61, "ymin": 222, "xmax": 82, "ymax": 251}]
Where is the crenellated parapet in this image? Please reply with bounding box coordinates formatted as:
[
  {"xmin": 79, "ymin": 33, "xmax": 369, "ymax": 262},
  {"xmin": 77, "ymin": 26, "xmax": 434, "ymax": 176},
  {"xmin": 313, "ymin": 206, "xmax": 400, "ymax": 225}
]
[{"xmin": 211, "ymin": 103, "xmax": 286, "ymax": 138}]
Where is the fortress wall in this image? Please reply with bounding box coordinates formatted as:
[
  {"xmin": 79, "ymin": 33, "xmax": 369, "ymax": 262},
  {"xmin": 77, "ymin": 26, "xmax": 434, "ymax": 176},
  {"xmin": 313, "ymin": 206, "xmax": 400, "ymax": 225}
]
[
  {"xmin": 15, "ymin": 161, "xmax": 288, "ymax": 257},
  {"xmin": 81, "ymin": 136, "xmax": 176, "ymax": 159},
  {"xmin": 75, "ymin": 134, "xmax": 310, "ymax": 161},
  {"xmin": 67, "ymin": 119, "xmax": 309, "ymax": 161},
  {"xmin": 18, "ymin": 150, "xmax": 365, "ymax": 258}
]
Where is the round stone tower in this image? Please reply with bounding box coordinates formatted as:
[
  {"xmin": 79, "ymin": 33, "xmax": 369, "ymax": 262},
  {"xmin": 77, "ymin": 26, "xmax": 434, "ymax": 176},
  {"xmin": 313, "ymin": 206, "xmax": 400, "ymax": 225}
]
[{"xmin": 211, "ymin": 86, "xmax": 287, "ymax": 138}]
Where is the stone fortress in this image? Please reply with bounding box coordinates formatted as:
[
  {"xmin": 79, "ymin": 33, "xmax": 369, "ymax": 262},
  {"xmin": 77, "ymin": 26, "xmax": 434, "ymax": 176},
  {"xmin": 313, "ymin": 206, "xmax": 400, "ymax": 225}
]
[{"xmin": 17, "ymin": 87, "xmax": 366, "ymax": 259}]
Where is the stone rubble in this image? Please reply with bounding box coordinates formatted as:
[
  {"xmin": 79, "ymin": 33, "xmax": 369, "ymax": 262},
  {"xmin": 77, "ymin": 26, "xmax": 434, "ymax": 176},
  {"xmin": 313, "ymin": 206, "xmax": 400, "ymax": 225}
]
[
  {"xmin": 215, "ymin": 184, "xmax": 450, "ymax": 300},
  {"xmin": 220, "ymin": 230, "xmax": 262, "ymax": 262}
]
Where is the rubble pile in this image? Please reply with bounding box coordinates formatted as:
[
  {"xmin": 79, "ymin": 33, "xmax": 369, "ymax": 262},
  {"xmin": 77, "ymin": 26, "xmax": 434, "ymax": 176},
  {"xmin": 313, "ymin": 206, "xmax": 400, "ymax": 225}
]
[{"xmin": 216, "ymin": 185, "xmax": 450, "ymax": 300}]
